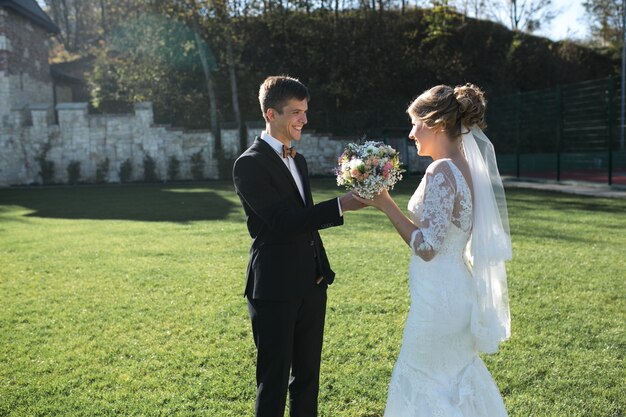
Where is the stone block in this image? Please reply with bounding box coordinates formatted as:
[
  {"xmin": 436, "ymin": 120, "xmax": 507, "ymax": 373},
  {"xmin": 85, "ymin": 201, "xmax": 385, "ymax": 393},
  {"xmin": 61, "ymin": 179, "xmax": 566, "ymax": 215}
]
[
  {"xmin": 56, "ymin": 102, "xmax": 88, "ymax": 128},
  {"xmin": 134, "ymin": 102, "xmax": 154, "ymax": 126},
  {"xmin": 29, "ymin": 103, "xmax": 51, "ymax": 128},
  {"xmin": 10, "ymin": 106, "xmax": 26, "ymax": 127}
]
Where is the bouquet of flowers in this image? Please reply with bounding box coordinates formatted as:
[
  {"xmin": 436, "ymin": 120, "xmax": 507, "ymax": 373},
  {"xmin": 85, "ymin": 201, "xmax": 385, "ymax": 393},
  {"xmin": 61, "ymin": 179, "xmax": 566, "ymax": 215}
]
[{"xmin": 335, "ymin": 141, "xmax": 404, "ymax": 199}]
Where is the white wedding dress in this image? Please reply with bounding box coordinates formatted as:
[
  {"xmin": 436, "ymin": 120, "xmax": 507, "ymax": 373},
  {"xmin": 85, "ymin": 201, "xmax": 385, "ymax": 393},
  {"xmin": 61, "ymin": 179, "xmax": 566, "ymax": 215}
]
[{"xmin": 384, "ymin": 159, "xmax": 508, "ymax": 417}]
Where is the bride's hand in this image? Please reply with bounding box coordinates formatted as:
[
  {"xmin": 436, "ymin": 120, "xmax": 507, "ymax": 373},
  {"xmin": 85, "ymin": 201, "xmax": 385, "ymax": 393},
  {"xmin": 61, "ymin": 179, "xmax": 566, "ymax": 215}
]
[{"xmin": 352, "ymin": 189, "xmax": 394, "ymax": 211}]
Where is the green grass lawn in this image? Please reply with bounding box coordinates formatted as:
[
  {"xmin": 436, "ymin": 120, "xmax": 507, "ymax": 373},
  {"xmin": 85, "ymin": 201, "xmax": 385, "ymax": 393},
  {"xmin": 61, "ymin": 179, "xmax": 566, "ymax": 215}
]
[{"xmin": 1, "ymin": 178, "xmax": 624, "ymax": 417}]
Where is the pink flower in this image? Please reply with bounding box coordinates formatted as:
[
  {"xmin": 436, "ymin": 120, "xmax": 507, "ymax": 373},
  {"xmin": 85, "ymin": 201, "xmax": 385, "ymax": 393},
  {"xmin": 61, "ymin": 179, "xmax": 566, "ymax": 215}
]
[{"xmin": 382, "ymin": 161, "xmax": 393, "ymax": 179}]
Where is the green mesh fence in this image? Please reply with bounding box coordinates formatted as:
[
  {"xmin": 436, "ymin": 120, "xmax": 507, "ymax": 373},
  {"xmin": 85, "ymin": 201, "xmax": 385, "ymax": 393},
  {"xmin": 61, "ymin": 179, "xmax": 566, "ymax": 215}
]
[{"xmin": 487, "ymin": 77, "xmax": 626, "ymax": 186}]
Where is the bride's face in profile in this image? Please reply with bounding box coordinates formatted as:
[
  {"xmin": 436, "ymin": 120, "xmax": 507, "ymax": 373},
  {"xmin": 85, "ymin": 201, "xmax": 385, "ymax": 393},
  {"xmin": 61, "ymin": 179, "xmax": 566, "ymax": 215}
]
[{"xmin": 409, "ymin": 119, "xmax": 438, "ymax": 157}]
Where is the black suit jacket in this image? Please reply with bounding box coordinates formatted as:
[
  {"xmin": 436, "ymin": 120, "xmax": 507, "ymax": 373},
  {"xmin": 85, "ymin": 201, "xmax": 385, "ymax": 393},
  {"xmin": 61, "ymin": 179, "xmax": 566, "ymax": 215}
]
[{"xmin": 233, "ymin": 137, "xmax": 343, "ymax": 300}]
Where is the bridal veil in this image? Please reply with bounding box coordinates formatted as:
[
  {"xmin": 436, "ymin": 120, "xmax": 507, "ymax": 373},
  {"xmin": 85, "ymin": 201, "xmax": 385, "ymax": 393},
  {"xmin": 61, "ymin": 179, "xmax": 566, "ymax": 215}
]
[{"xmin": 462, "ymin": 125, "xmax": 512, "ymax": 354}]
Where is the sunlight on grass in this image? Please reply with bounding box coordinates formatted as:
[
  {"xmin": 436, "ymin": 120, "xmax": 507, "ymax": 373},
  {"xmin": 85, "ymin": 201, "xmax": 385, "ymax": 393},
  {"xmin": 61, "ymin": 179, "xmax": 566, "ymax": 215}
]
[{"xmin": 1, "ymin": 180, "xmax": 624, "ymax": 416}]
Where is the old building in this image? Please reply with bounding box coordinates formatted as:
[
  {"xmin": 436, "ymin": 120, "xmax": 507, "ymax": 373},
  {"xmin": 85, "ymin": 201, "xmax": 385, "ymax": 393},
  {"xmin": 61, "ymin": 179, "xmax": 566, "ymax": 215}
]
[{"xmin": 0, "ymin": 0, "xmax": 59, "ymax": 125}]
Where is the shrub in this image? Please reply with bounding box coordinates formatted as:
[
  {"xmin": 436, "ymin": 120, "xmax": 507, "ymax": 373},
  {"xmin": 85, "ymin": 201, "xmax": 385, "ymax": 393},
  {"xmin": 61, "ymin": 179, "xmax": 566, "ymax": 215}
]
[
  {"xmin": 167, "ymin": 156, "xmax": 180, "ymax": 181},
  {"xmin": 143, "ymin": 154, "xmax": 158, "ymax": 182},
  {"xmin": 95, "ymin": 158, "xmax": 110, "ymax": 183},
  {"xmin": 119, "ymin": 159, "xmax": 133, "ymax": 183},
  {"xmin": 67, "ymin": 161, "xmax": 81, "ymax": 184},
  {"xmin": 36, "ymin": 144, "xmax": 54, "ymax": 185},
  {"xmin": 190, "ymin": 150, "xmax": 204, "ymax": 181}
]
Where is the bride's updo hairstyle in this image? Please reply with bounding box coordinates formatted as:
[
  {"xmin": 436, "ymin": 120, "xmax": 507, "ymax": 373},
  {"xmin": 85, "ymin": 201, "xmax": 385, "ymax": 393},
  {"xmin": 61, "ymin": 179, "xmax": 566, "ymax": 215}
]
[{"xmin": 407, "ymin": 83, "xmax": 487, "ymax": 140}]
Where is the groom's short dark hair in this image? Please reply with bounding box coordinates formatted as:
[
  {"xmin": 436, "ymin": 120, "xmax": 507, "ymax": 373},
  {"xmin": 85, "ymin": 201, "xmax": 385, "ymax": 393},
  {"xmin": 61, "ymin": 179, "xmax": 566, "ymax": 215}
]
[{"xmin": 259, "ymin": 76, "xmax": 310, "ymax": 119}]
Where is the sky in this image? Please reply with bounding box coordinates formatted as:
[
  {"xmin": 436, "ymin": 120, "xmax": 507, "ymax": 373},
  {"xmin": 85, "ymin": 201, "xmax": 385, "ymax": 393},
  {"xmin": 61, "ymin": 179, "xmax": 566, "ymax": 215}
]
[{"xmin": 536, "ymin": 0, "xmax": 590, "ymax": 41}]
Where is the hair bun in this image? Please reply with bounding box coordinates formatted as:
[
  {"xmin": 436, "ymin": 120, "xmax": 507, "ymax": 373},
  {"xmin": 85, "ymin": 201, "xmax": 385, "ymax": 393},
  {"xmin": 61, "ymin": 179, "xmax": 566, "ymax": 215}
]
[{"xmin": 454, "ymin": 83, "xmax": 487, "ymax": 129}]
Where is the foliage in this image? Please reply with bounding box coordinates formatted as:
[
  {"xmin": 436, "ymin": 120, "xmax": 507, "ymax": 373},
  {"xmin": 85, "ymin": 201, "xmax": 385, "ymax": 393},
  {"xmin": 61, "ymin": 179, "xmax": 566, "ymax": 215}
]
[
  {"xmin": 67, "ymin": 161, "xmax": 81, "ymax": 184},
  {"xmin": 75, "ymin": 5, "xmax": 616, "ymax": 134},
  {"xmin": 35, "ymin": 144, "xmax": 55, "ymax": 185},
  {"xmin": 42, "ymin": 0, "xmax": 154, "ymax": 54},
  {"xmin": 167, "ymin": 156, "xmax": 181, "ymax": 181},
  {"xmin": 424, "ymin": 0, "xmax": 461, "ymax": 39},
  {"xmin": 583, "ymin": 0, "xmax": 625, "ymax": 53},
  {"xmin": 95, "ymin": 158, "xmax": 110, "ymax": 183},
  {"xmin": 227, "ymin": 9, "xmax": 616, "ymax": 128},
  {"xmin": 142, "ymin": 154, "xmax": 158, "ymax": 182},
  {"xmin": 0, "ymin": 181, "xmax": 624, "ymax": 416},
  {"xmin": 190, "ymin": 150, "xmax": 205, "ymax": 181},
  {"xmin": 86, "ymin": 13, "xmax": 213, "ymax": 127},
  {"xmin": 119, "ymin": 158, "xmax": 133, "ymax": 183}
]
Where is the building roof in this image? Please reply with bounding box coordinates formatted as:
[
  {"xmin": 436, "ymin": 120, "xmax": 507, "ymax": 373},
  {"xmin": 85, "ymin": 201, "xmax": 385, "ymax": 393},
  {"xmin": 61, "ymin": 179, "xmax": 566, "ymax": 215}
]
[
  {"xmin": 0, "ymin": 0, "xmax": 60, "ymax": 34},
  {"xmin": 50, "ymin": 56, "xmax": 94, "ymax": 84}
]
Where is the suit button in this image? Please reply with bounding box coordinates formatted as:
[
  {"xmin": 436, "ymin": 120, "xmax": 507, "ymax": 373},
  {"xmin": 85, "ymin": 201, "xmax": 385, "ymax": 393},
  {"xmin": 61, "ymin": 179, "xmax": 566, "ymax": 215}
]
[{"xmin": 310, "ymin": 240, "xmax": 315, "ymax": 246}]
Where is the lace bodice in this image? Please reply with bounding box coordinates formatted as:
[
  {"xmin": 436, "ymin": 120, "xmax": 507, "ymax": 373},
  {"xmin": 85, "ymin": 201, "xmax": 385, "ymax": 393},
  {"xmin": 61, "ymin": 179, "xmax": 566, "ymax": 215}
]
[{"xmin": 408, "ymin": 159, "xmax": 473, "ymax": 260}]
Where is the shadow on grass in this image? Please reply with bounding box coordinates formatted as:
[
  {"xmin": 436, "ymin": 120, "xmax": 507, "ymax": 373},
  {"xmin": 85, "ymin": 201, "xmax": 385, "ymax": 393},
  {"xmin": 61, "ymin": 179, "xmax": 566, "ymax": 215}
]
[
  {"xmin": 0, "ymin": 182, "xmax": 238, "ymax": 222},
  {"xmin": 505, "ymin": 188, "xmax": 625, "ymax": 215}
]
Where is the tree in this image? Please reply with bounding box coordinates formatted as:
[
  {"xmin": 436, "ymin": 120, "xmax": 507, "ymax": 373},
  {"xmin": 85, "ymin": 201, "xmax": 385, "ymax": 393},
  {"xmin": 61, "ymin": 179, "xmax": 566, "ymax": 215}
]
[
  {"xmin": 86, "ymin": 12, "xmax": 212, "ymax": 128},
  {"xmin": 488, "ymin": 0, "xmax": 556, "ymax": 33},
  {"xmin": 583, "ymin": 0, "xmax": 626, "ymax": 51},
  {"xmin": 458, "ymin": 0, "xmax": 489, "ymax": 18},
  {"xmin": 213, "ymin": 0, "xmax": 246, "ymax": 154},
  {"xmin": 42, "ymin": 0, "xmax": 153, "ymax": 55},
  {"xmin": 43, "ymin": 0, "xmax": 92, "ymax": 53},
  {"xmin": 157, "ymin": 0, "xmax": 246, "ymax": 176}
]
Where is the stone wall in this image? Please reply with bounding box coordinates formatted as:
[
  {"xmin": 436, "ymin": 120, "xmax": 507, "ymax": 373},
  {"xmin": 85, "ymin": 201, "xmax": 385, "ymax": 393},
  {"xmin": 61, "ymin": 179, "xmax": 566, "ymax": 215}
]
[
  {"xmin": 245, "ymin": 124, "xmax": 432, "ymax": 177},
  {"xmin": 0, "ymin": 102, "xmax": 430, "ymax": 186},
  {"xmin": 0, "ymin": 102, "xmax": 235, "ymax": 185}
]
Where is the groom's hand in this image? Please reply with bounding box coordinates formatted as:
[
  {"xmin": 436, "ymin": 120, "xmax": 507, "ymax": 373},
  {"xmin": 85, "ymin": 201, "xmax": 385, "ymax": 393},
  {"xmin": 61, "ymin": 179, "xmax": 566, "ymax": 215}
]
[
  {"xmin": 339, "ymin": 191, "xmax": 366, "ymax": 212},
  {"xmin": 352, "ymin": 189, "xmax": 393, "ymax": 211}
]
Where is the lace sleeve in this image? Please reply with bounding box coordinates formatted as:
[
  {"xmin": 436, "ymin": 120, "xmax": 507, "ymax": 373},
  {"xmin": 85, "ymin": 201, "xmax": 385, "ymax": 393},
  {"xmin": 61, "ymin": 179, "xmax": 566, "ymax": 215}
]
[{"xmin": 409, "ymin": 162, "xmax": 456, "ymax": 261}]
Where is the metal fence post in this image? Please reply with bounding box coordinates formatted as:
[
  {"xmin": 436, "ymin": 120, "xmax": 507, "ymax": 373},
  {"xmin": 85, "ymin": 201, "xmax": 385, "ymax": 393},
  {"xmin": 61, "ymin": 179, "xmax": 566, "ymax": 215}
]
[
  {"xmin": 619, "ymin": 0, "xmax": 626, "ymax": 151},
  {"xmin": 608, "ymin": 76, "xmax": 615, "ymax": 185},
  {"xmin": 556, "ymin": 85, "xmax": 563, "ymax": 182},
  {"xmin": 515, "ymin": 92, "xmax": 521, "ymax": 179}
]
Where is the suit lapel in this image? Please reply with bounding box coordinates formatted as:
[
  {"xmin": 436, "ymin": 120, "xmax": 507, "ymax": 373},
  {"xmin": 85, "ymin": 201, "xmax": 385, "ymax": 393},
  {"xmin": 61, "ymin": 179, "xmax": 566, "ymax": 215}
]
[
  {"xmin": 295, "ymin": 154, "xmax": 313, "ymax": 207},
  {"xmin": 253, "ymin": 138, "xmax": 305, "ymax": 206}
]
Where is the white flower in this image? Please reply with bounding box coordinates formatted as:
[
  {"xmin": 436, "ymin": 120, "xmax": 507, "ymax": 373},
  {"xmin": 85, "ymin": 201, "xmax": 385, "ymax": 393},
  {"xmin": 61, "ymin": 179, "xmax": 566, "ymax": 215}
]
[{"xmin": 349, "ymin": 159, "xmax": 363, "ymax": 170}]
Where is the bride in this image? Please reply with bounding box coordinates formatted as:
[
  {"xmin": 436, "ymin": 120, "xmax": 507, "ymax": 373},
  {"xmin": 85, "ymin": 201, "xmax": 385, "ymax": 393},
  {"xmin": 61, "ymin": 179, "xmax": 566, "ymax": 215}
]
[{"xmin": 354, "ymin": 84, "xmax": 512, "ymax": 416}]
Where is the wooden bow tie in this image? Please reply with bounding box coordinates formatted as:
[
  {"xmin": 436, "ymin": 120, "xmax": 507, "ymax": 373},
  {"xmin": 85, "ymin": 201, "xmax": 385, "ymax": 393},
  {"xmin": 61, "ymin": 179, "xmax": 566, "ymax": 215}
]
[{"xmin": 282, "ymin": 145, "xmax": 296, "ymax": 159}]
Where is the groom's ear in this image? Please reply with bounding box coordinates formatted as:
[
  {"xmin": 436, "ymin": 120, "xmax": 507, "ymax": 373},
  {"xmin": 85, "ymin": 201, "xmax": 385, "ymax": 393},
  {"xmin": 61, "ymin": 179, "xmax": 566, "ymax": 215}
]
[{"xmin": 266, "ymin": 108, "xmax": 277, "ymax": 121}]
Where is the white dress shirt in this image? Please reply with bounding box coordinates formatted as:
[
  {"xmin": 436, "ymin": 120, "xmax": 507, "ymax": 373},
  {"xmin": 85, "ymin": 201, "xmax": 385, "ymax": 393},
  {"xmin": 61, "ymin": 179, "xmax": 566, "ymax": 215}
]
[
  {"xmin": 260, "ymin": 131, "xmax": 306, "ymax": 203},
  {"xmin": 260, "ymin": 131, "xmax": 343, "ymax": 216}
]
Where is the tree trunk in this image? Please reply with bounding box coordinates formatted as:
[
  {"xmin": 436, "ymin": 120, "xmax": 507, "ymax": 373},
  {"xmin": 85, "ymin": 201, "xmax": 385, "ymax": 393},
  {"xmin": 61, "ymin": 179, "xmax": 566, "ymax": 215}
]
[
  {"xmin": 60, "ymin": 0, "xmax": 72, "ymax": 51},
  {"xmin": 214, "ymin": 1, "xmax": 245, "ymax": 156},
  {"xmin": 510, "ymin": 0, "xmax": 519, "ymax": 31},
  {"xmin": 225, "ymin": 30, "xmax": 245, "ymax": 155},
  {"xmin": 193, "ymin": 30, "xmax": 222, "ymax": 178},
  {"xmin": 100, "ymin": 0, "xmax": 107, "ymax": 39}
]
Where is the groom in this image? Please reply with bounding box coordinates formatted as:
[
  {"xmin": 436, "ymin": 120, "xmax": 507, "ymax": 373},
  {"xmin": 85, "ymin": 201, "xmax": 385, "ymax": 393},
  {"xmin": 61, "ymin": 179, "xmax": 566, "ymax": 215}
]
[{"xmin": 233, "ymin": 75, "xmax": 362, "ymax": 417}]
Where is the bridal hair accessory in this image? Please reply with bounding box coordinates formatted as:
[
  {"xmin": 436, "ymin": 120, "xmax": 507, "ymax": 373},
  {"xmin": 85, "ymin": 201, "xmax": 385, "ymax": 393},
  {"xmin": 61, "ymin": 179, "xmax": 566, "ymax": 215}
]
[
  {"xmin": 282, "ymin": 145, "xmax": 296, "ymax": 159},
  {"xmin": 462, "ymin": 125, "xmax": 512, "ymax": 354},
  {"xmin": 335, "ymin": 141, "xmax": 404, "ymax": 199}
]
